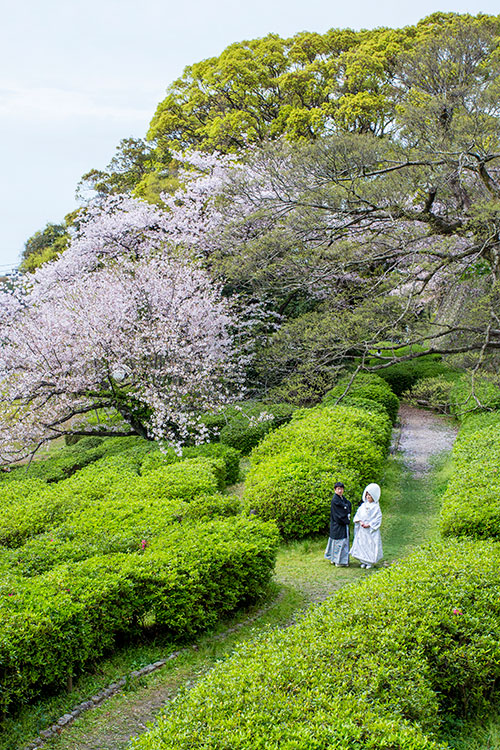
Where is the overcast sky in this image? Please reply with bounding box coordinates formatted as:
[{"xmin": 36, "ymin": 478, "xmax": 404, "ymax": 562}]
[{"xmin": 1, "ymin": 0, "xmax": 499, "ymax": 271}]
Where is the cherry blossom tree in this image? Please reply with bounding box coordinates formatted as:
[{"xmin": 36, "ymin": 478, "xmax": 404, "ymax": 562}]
[{"xmin": 0, "ymin": 188, "xmax": 241, "ymax": 463}]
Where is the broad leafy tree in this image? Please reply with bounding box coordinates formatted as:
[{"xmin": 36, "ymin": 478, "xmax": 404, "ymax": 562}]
[
  {"xmin": 190, "ymin": 14, "xmax": 500, "ymax": 394},
  {"xmin": 147, "ymin": 26, "xmax": 410, "ymax": 155}
]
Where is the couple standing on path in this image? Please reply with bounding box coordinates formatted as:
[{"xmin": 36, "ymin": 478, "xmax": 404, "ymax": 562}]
[{"xmin": 324, "ymin": 481, "xmax": 383, "ymax": 569}]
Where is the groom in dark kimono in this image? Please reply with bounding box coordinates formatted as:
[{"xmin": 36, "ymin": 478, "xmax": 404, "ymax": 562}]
[{"xmin": 324, "ymin": 481, "xmax": 352, "ymax": 567}]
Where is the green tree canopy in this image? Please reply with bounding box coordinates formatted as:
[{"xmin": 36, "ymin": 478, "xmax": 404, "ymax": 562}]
[
  {"xmin": 147, "ymin": 26, "xmax": 411, "ymax": 155},
  {"xmin": 21, "ymin": 220, "xmax": 71, "ymax": 272},
  {"xmin": 199, "ymin": 13, "xmax": 500, "ymax": 399},
  {"xmin": 76, "ymin": 138, "xmax": 177, "ymax": 204},
  {"xmin": 76, "ymin": 13, "xmax": 499, "ymax": 207}
]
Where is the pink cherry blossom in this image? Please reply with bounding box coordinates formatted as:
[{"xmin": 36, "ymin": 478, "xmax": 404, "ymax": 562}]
[{"xmin": 0, "ymin": 184, "xmax": 243, "ymax": 462}]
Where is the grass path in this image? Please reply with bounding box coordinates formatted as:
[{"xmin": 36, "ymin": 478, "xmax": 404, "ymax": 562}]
[{"xmin": 9, "ymin": 408, "xmax": 458, "ymax": 750}]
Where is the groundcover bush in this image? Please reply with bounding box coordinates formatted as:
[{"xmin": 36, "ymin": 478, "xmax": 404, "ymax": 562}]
[
  {"xmin": 139, "ymin": 442, "xmax": 241, "ymax": 485},
  {"xmin": 243, "ymin": 404, "xmax": 390, "ymax": 538},
  {"xmin": 0, "ymin": 517, "xmax": 279, "ymax": 717},
  {"xmin": 129, "ymin": 540, "xmax": 500, "ymax": 750}
]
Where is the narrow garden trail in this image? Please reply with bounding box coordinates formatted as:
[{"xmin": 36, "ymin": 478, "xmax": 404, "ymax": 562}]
[
  {"xmin": 273, "ymin": 404, "xmax": 458, "ymax": 605},
  {"xmin": 397, "ymin": 404, "xmax": 457, "ymax": 477},
  {"xmin": 22, "ymin": 406, "xmax": 458, "ymax": 750}
]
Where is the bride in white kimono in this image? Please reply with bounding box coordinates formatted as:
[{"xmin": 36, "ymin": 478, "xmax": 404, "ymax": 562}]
[{"xmin": 350, "ymin": 482, "xmax": 383, "ymax": 569}]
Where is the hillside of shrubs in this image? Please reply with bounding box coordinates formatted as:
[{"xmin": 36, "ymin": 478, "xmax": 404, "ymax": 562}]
[
  {"xmin": 130, "ymin": 540, "xmax": 500, "ymax": 750},
  {"xmin": 0, "ymin": 426, "xmax": 280, "ymax": 719},
  {"xmin": 0, "ymin": 380, "xmax": 397, "ymax": 724},
  {"xmin": 4, "ymin": 361, "xmax": 500, "ymax": 747},
  {"xmin": 129, "ymin": 363, "xmax": 500, "ymax": 750}
]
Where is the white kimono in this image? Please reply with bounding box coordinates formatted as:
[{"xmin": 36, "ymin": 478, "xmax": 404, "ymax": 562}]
[{"xmin": 350, "ymin": 482, "xmax": 383, "ymax": 565}]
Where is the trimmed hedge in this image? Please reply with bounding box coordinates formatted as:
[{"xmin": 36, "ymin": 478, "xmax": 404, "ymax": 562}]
[
  {"xmin": 440, "ymin": 420, "xmax": 500, "ymax": 540},
  {"xmin": 0, "ymin": 448, "xmax": 234, "ymax": 552},
  {"xmin": 338, "ymin": 395, "xmax": 390, "ymax": 421},
  {"xmin": 0, "ymin": 517, "xmax": 279, "ymax": 716},
  {"xmin": 140, "ymin": 443, "xmax": 241, "ymax": 485},
  {"xmin": 1, "ymin": 491, "xmax": 241, "ymax": 579},
  {"xmin": 459, "ymin": 410, "xmax": 500, "ymax": 436},
  {"xmin": 374, "ymin": 354, "xmax": 457, "ymax": 397},
  {"xmin": 129, "ymin": 540, "xmax": 500, "ymax": 750},
  {"xmin": 0, "ymin": 457, "xmax": 233, "ymax": 577},
  {"xmin": 243, "ymin": 405, "xmax": 390, "ymax": 538},
  {"xmin": 251, "ymin": 405, "xmax": 391, "ymax": 464},
  {"xmin": 322, "ymin": 372, "xmax": 399, "ymax": 423}
]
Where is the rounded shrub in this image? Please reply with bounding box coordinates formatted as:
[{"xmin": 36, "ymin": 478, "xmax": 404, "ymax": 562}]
[
  {"xmin": 244, "ymin": 405, "xmax": 389, "ymax": 538},
  {"xmin": 244, "ymin": 455, "xmax": 358, "ymax": 538},
  {"xmin": 322, "ymin": 372, "xmax": 399, "ymax": 423}
]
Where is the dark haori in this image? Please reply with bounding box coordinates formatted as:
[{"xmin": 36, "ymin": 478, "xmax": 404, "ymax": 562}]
[{"xmin": 325, "ymin": 481, "xmax": 352, "ymax": 567}]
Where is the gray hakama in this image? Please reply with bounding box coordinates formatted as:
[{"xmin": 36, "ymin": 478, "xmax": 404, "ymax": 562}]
[{"xmin": 324, "ymin": 533, "xmax": 349, "ymax": 565}]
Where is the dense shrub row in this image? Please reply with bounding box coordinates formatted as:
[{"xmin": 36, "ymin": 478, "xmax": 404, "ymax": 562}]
[
  {"xmin": 130, "ymin": 540, "xmax": 500, "ymax": 750},
  {"xmin": 440, "ymin": 416, "xmax": 500, "ymax": 540},
  {"xmin": 243, "ymin": 403, "xmax": 391, "ymax": 538},
  {"xmin": 0, "ymin": 426, "xmax": 284, "ymax": 721},
  {"xmin": 0, "ymin": 441, "xmax": 241, "ymax": 550},
  {"xmin": 321, "ymin": 372, "xmax": 399, "ymax": 422},
  {"xmin": 0, "ymin": 493, "xmax": 242, "ymax": 581},
  {"xmin": 0, "ymin": 517, "xmax": 279, "ymax": 716},
  {"xmin": 0, "ymin": 453, "xmax": 143, "ymax": 548}
]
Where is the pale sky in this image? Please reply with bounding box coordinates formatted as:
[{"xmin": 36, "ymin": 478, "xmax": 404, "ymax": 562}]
[{"xmin": 1, "ymin": 0, "xmax": 499, "ymax": 271}]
